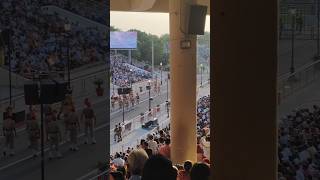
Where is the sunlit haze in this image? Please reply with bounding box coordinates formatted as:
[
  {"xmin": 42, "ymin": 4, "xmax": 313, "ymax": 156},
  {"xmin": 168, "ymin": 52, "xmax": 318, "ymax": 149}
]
[{"xmin": 111, "ymin": 11, "xmax": 210, "ymax": 36}]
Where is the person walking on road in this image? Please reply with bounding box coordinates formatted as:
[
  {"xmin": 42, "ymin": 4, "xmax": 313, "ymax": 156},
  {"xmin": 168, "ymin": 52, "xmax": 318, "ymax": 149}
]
[
  {"xmin": 2, "ymin": 115, "xmax": 16, "ymax": 156},
  {"xmin": 27, "ymin": 115, "xmax": 40, "ymax": 158},
  {"xmin": 59, "ymin": 95, "xmax": 75, "ymax": 141},
  {"xmin": 118, "ymin": 123, "xmax": 122, "ymax": 142},
  {"xmin": 130, "ymin": 94, "xmax": 135, "ymax": 107},
  {"xmin": 66, "ymin": 108, "xmax": 80, "ymax": 151},
  {"xmin": 114, "ymin": 125, "xmax": 119, "ymax": 142},
  {"xmin": 136, "ymin": 92, "xmax": 140, "ymax": 104},
  {"xmin": 111, "ymin": 95, "xmax": 115, "ymax": 109},
  {"xmin": 46, "ymin": 110, "xmax": 62, "ymax": 159},
  {"xmin": 81, "ymin": 98, "xmax": 96, "ymax": 144}
]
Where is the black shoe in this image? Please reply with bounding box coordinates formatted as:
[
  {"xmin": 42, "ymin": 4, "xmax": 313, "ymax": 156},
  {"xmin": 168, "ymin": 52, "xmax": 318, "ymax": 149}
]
[{"xmin": 3, "ymin": 151, "xmax": 6, "ymax": 156}]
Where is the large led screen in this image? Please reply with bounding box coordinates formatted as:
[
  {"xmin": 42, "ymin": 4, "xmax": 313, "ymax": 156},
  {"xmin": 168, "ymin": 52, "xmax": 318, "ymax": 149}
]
[{"xmin": 110, "ymin": 31, "xmax": 137, "ymax": 49}]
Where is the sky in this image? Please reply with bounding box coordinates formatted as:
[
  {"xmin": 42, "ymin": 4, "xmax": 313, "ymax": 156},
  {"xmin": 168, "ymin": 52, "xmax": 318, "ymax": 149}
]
[{"xmin": 110, "ymin": 11, "xmax": 210, "ymax": 37}]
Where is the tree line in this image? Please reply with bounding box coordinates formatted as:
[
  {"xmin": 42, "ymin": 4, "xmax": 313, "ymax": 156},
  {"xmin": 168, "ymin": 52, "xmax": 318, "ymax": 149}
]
[{"xmin": 111, "ymin": 26, "xmax": 210, "ymax": 69}]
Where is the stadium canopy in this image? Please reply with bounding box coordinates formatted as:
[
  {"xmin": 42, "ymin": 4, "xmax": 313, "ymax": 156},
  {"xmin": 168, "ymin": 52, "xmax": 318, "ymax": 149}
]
[{"xmin": 111, "ymin": 0, "xmax": 210, "ymax": 14}]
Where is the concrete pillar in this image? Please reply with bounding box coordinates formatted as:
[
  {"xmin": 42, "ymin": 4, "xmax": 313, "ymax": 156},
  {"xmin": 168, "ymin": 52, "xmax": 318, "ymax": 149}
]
[
  {"xmin": 212, "ymin": 0, "xmax": 278, "ymax": 179},
  {"xmin": 169, "ymin": 0, "xmax": 197, "ymax": 164}
]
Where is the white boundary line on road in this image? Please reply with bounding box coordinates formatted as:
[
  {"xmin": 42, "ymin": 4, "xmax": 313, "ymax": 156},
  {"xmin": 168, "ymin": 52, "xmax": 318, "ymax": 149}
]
[
  {"xmin": 0, "ymin": 80, "xmax": 209, "ymax": 172},
  {"xmin": 0, "ymin": 118, "xmax": 108, "ymax": 172},
  {"xmin": 0, "ymin": 94, "xmax": 170, "ymax": 172},
  {"xmin": 76, "ymin": 169, "xmax": 100, "ymax": 180}
]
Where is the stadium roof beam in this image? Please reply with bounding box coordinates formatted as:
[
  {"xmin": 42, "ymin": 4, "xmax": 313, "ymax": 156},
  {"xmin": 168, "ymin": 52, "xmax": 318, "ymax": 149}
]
[{"xmin": 110, "ymin": 0, "xmax": 210, "ymax": 14}]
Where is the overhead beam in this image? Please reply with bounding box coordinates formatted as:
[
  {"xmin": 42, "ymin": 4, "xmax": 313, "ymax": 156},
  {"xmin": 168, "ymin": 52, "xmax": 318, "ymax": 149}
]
[{"xmin": 111, "ymin": 0, "xmax": 210, "ymax": 15}]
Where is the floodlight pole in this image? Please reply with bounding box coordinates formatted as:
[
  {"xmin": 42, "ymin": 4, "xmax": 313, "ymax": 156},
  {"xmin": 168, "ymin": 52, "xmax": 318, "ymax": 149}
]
[{"xmin": 152, "ymin": 39, "xmax": 154, "ymax": 80}]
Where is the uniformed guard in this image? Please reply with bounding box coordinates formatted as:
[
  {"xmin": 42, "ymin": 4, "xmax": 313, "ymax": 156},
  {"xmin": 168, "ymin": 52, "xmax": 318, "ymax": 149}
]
[
  {"xmin": 114, "ymin": 125, "xmax": 118, "ymax": 142},
  {"xmin": 157, "ymin": 83, "xmax": 161, "ymax": 94},
  {"xmin": 28, "ymin": 115, "xmax": 40, "ymax": 157},
  {"xmin": 81, "ymin": 98, "xmax": 96, "ymax": 144},
  {"xmin": 130, "ymin": 94, "xmax": 135, "ymax": 107},
  {"xmin": 2, "ymin": 115, "xmax": 16, "ymax": 156},
  {"xmin": 166, "ymin": 101, "xmax": 170, "ymax": 118},
  {"xmin": 118, "ymin": 123, "xmax": 122, "ymax": 142},
  {"xmin": 66, "ymin": 108, "xmax": 80, "ymax": 151},
  {"xmin": 59, "ymin": 95, "xmax": 75, "ymax": 141},
  {"xmin": 46, "ymin": 110, "xmax": 62, "ymax": 159},
  {"xmin": 111, "ymin": 95, "xmax": 115, "ymax": 109},
  {"xmin": 124, "ymin": 95, "xmax": 129, "ymax": 109},
  {"xmin": 136, "ymin": 92, "xmax": 140, "ymax": 104},
  {"xmin": 26, "ymin": 105, "xmax": 36, "ymax": 148},
  {"xmin": 118, "ymin": 97, "xmax": 123, "ymax": 109}
]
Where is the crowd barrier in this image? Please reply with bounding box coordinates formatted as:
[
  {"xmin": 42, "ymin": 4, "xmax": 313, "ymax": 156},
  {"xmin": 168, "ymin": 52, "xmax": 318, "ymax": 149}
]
[
  {"xmin": 119, "ymin": 103, "xmax": 167, "ymax": 138},
  {"xmin": 111, "ymin": 102, "xmax": 169, "ymax": 154}
]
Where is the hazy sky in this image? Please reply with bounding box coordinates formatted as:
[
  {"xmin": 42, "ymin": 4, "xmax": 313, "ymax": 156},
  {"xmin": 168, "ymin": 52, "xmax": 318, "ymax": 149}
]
[{"xmin": 111, "ymin": 11, "xmax": 210, "ymax": 36}]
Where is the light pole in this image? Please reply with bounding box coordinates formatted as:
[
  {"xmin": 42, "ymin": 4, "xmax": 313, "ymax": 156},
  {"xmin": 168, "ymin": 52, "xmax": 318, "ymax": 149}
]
[
  {"xmin": 289, "ymin": 9, "xmax": 296, "ymax": 74},
  {"xmin": 166, "ymin": 73, "xmax": 170, "ymax": 118},
  {"xmin": 146, "ymin": 80, "xmax": 151, "ymax": 111},
  {"xmin": 129, "ymin": 68, "xmax": 133, "ymax": 88},
  {"xmin": 122, "ymin": 93, "xmax": 125, "ymax": 123},
  {"xmin": 166, "ymin": 73, "xmax": 169, "ymax": 101},
  {"xmin": 200, "ymin": 63, "xmax": 203, "ymax": 87},
  {"xmin": 64, "ymin": 23, "xmax": 71, "ymax": 90},
  {"xmin": 112, "ymin": 76, "xmax": 115, "ymax": 94},
  {"xmin": 3, "ymin": 29, "xmax": 12, "ymax": 105},
  {"xmin": 160, "ymin": 62, "xmax": 163, "ymax": 85},
  {"xmin": 317, "ymin": 0, "xmax": 320, "ymax": 59}
]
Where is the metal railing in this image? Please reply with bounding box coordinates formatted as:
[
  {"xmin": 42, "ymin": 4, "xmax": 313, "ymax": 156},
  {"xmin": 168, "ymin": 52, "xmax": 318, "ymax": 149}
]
[{"xmin": 278, "ymin": 59, "xmax": 320, "ymax": 104}]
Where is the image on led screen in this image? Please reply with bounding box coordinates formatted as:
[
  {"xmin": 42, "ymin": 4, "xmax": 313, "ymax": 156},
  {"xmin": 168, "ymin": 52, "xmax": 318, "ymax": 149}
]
[{"xmin": 110, "ymin": 31, "xmax": 137, "ymax": 49}]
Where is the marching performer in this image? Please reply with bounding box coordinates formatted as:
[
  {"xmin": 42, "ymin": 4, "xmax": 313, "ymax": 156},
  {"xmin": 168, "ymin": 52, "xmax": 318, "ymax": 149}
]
[{"xmin": 81, "ymin": 98, "xmax": 96, "ymax": 144}]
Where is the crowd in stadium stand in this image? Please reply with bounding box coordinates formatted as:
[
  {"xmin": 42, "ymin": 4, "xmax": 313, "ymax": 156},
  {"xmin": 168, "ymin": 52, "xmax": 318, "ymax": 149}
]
[
  {"xmin": 111, "ymin": 54, "xmax": 152, "ymax": 87},
  {"xmin": 0, "ymin": 0, "xmax": 106, "ymax": 78},
  {"xmin": 42, "ymin": 0, "xmax": 107, "ymax": 24},
  {"xmin": 109, "ymin": 96, "xmax": 211, "ymax": 180},
  {"xmin": 278, "ymin": 105, "xmax": 320, "ymax": 180}
]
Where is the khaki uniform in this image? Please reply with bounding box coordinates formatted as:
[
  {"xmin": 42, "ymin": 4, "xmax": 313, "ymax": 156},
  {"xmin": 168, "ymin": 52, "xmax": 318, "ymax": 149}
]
[
  {"xmin": 114, "ymin": 126, "xmax": 118, "ymax": 142},
  {"xmin": 118, "ymin": 125, "xmax": 122, "ymax": 142},
  {"xmin": 118, "ymin": 99, "xmax": 123, "ymax": 109},
  {"xmin": 27, "ymin": 120, "xmax": 40, "ymax": 155},
  {"xmin": 130, "ymin": 95, "xmax": 135, "ymax": 107},
  {"xmin": 3, "ymin": 118, "xmax": 15, "ymax": 156},
  {"xmin": 136, "ymin": 94, "xmax": 140, "ymax": 104},
  {"xmin": 47, "ymin": 120, "xmax": 62, "ymax": 158},
  {"xmin": 66, "ymin": 112, "xmax": 79, "ymax": 150},
  {"xmin": 111, "ymin": 97, "xmax": 115, "ymax": 109},
  {"xmin": 82, "ymin": 107, "xmax": 96, "ymax": 144}
]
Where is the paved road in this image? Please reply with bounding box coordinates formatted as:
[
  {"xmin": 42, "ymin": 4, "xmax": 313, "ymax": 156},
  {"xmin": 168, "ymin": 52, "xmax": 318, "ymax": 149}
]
[
  {"xmin": 0, "ymin": 73, "xmax": 209, "ymax": 180},
  {"xmin": 278, "ymin": 39, "xmax": 317, "ymax": 76}
]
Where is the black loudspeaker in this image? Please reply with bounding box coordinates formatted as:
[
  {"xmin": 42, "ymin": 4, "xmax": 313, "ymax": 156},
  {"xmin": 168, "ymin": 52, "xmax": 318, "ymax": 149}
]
[
  {"xmin": 56, "ymin": 82, "xmax": 68, "ymax": 102},
  {"xmin": 188, "ymin": 5, "xmax": 207, "ymax": 35},
  {"xmin": 118, "ymin": 88, "xmax": 132, "ymax": 95},
  {"xmin": 24, "ymin": 84, "xmax": 40, "ymax": 105},
  {"xmin": 40, "ymin": 82, "xmax": 68, "ymax": 104},
  {"xmin": 24, "ymin": 82, "xmax": 67, "ymax": 105}
]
